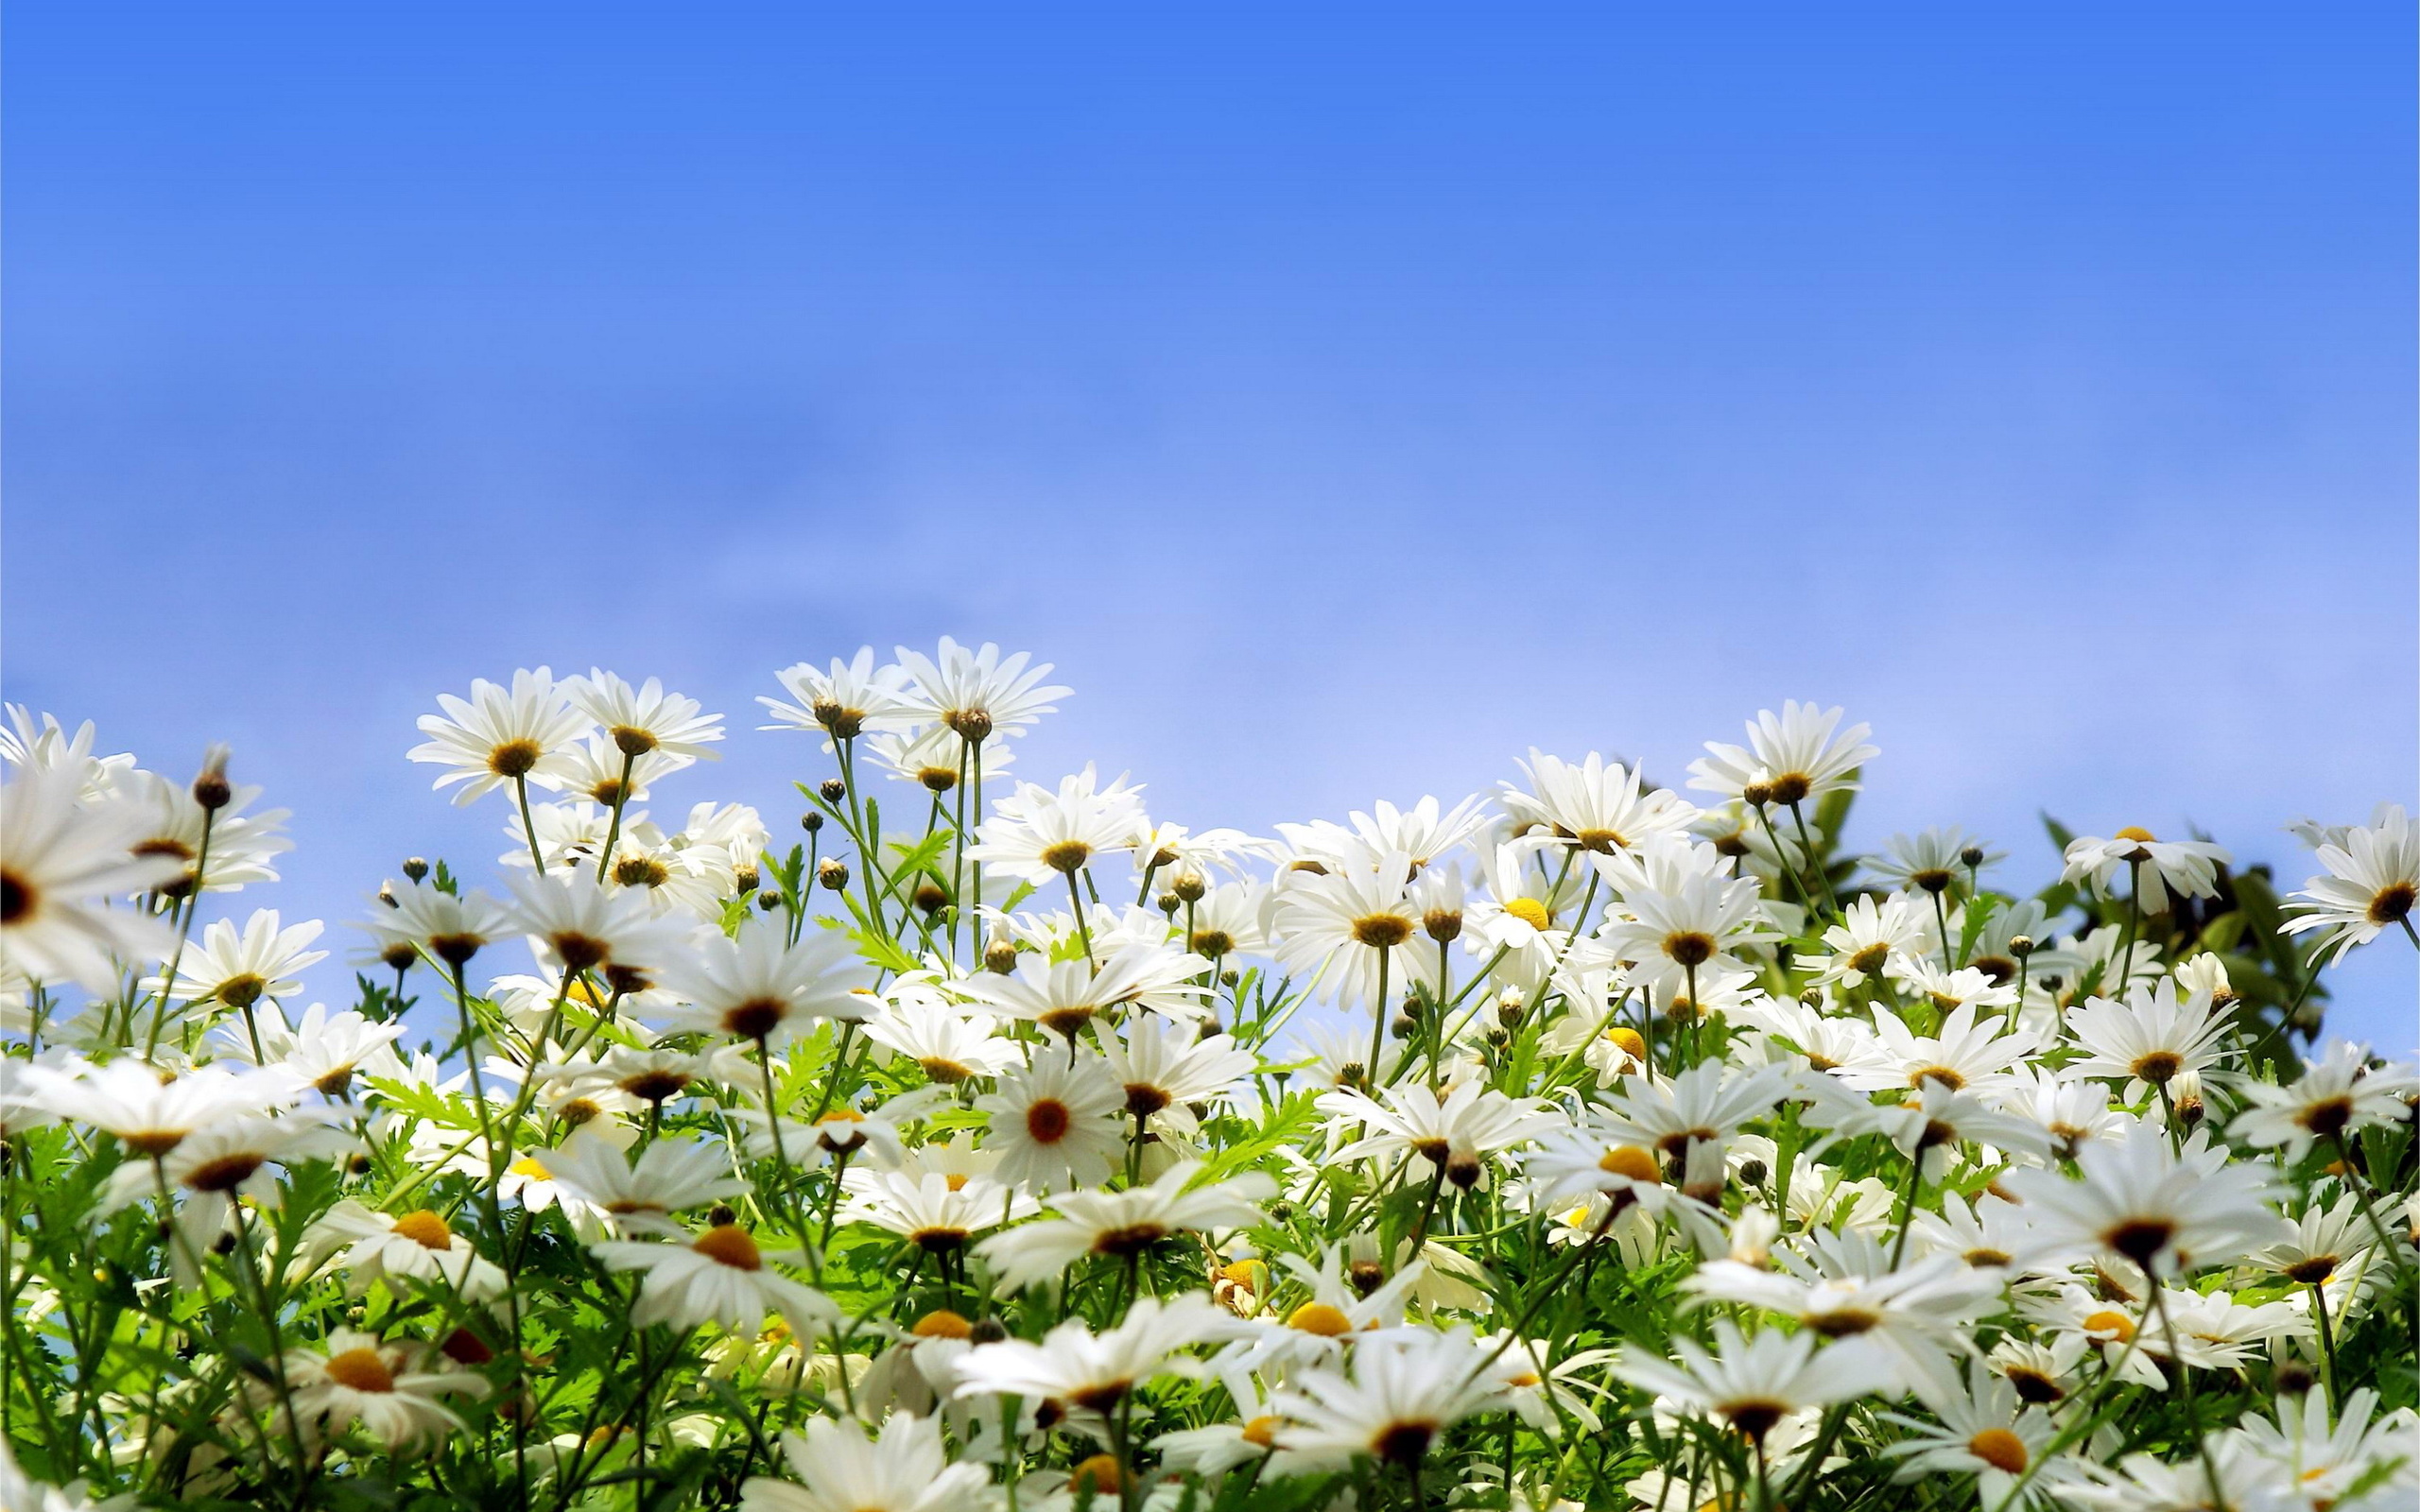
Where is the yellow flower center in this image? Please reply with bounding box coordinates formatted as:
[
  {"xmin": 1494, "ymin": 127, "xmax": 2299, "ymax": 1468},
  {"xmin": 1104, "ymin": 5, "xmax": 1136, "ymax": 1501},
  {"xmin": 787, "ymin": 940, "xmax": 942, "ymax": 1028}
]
[
  {"xmin": 911, "ymin": 1309, "xmax": 974, "ymax": 1339},
  {"xmin": 2081, "ymin": 1309, "xmax": 2135, "ymax": 1343},
  {"xmin": 1287, "ymin": 1302, "xmax": 1354, "ymax": 1336},
  {"xmin": 390, "ymin": 1210, "xmax": 454, "ymax": 1251},
  {"xmin": 1502, "ymin": 897, "xmax": 1552, "ymax": 931},
  {"xmin": 1241, "ymin": 1415, "xmax": 1280, "ymax": 1448},
  {"xmin": 323, "ymin": 1347, "xmax": 396, "ymax": 1394},
  {"xmin": 692, "ymin": 1224, "xmax": 763, "ymax": 1271},
  {"xmin": 1967, "ymin": 1428, "xmax": 2029, "ymax": 1473},
  {"xmin": 2113, "ymin": 827, "xmax": 2157, "ymax": 843},
  {"xmin": 1597, "ymin": 1145, "xmax": 1663, "ymax": 1185}
]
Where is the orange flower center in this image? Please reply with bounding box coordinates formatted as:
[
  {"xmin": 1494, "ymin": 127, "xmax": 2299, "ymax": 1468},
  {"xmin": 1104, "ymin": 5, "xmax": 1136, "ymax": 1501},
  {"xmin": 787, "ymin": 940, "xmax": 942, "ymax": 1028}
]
[
  {"xmin": 692, "ymin": 1224, "xmax": 763, "ymax": 1271},
  {"xmin": 390, "ymin": 1210, "xmax": 454, "ymax": 1251},
  {"xmin": 1968, "ymin": 1428, "xmax": 2028, "ymax": 1473},
  {"xmin": 323, "ymin": 1348, "xmax": 396, "ymax": 1394},
  {"xmin": 1287, "ymin": 1302, "xmax": 1354, "ymax": 1336}
]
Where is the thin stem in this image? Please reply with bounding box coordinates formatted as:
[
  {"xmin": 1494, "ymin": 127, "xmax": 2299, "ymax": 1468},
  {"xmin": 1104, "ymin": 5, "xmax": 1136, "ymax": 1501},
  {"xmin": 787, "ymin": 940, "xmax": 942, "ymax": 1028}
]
[
  {"xmin": 2150, "ymin": 1284, "xmax": 2232, "ymax": 1512},
  {"xmin": 593, "ymin": 747, "xmax": 639, "ymax": 880},
  {"xmin": 1786, "ymin": 800, "xmax": 1840, "ymax": 919},
  {"xmin": 514, "ymin": 775, "xmax": 549, "ymax": 874}
]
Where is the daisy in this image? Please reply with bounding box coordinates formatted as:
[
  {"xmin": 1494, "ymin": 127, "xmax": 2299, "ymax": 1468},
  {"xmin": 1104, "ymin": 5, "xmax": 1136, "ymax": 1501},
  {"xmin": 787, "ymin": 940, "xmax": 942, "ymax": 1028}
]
[
  {"xmin": 154, "ymin": 908, "xmax": 327, "ymax": 1014},
  {"xmin": 1870, "ymin": 826, "xmax": 2003, "ymax": 896},
  {"xmin": 1095, "ymin": 1016, "xmax": 1255, "ymax": 1138},
  {"xmin": 1685, "ymin": 701, "xmax": 1878, "ymax": 808},
  {"xmin": 1685, "ymin": 1246, "xmax": 1999, "ymax": 1397},
  {"xmin": 2231, "ymin": 1387, "xmax": 2420, "ymax": 1512},
  {"xmin": 549, "ymin": 731, "xmax": 687, "ymax": 808},
  {"xmin": 593, "ymin": 1219, "xmax": 838, "ymax": 1333},
  {"xmin": 1179, "ymin": 878, "xmax": 1273, "ymax": 965},
  {"xmin": 1270, "ymin": 1327, "xmax": 1507, "ymax": 1471},
  {"xmin": 893, "ymin": 638, "xmax": 1071, "ymax": 744},
  {"xmin": 1838, "ymin": 1001, "xmax": 2041, "ymax": 1101},
  {"xmin": 1809, "ymin": 893, "xmax": 1930, "ymax": 988},
  {"xmin": 244, "ymin": 1003, "xmax": 408, "ymax": 1100},
  {"xmin": 861, "ymin": 996, "xmax": 1023, "ymax": 1085},
  {"xmin": 117, "ymin": 765, "xmax": 292, "ymax": 895},
  {"xmin": 1814, "ymin": 1078, "xmax": 2054, "ymax": 1170},
  {"xmin": 760, "ymin": 648, "xmax": 921, "ymax": 744},
  {"xmin": 1589, "ymin": 1058, "xmax": 1794, "ymax": 1170},
  {"xmin": 964, "ymin": 766, "xmax": 1145, "ymax": 887},
  {"xmin": 2256, "ymin": 1190, "xmax": 2376, "ymax": 1290},
  {"xmin": 545, "ymin": 1134, "xmax": 752, "ymax": 1238},
  {"xmin": 304, "ymin": 1201, "xmax": 509, "ymax": 1300},
  {"xmin": 2063, "ymin": 980, "xmax": 2235, "ymax": 1098},
  {"xmin": 563, "ymin": 669, "xmax": 724, "ymax": 764},
  {"xmin": 974, "ymin": 1052, "xmax": 1127, "ymax": 1192},
  {"xmin": 1319, "ymin": 1079, "xmax": 1554, "ymax": 1185},
  {"xmin": 1595, "ymin": 868, "xmax": 1773, "ymax": 1006},
  {"xmin": 954, "ymin": 1293, "xmax": 1230, "ymax": 1418},
  {"xmin": 2284, "ymin": 804, "xmax": 2420, "ymax": 963},
  {"xmin": 356, "ymin": 881, "xmax": 512, "ymax": 971},
  {"xmin": 978, "ymin": 1161, "xmax": 1274, "ymax": 1292},
  {"xmin": 1498, "ymin": 750, "xmax": 1697, "ymax": 856},
  {"xmin": 2000, "ymin": 1124, "xmax": 2286, "ymax": 1280},
  {"xmin": 29, "ymin": 1057, "xmax": 298, "ymax": 1154},
  {"xmin": 2000, "ymin": 1065, "xmax": 2127, "ymax": 1161},
  {"xmin": 1878, "ymin": 1360, "xmax": 2053, "ymax": 1509},
  {"xmin": 959, "ymin": 941, "xmax": 1210, "ymax": 1040},
  {"xmin": 99, "ymin": 1109, "xmax": 351, "ymax": 1273},
  {"xmin": 738, "ymin": 1411, "xmax": 992, "ymax": 1512},
  {"xmin": 2230, "ymin": 1041, "xmax": 2420, "ymax": 1160},
  {"xmin": 1610, "ymin": 1317, "xmax": 1889, "ymax": 1448},
  {"xmin": 406, "ymin": 667, "xmax": 591, "ymax": 806},
  {"xmin": 0, "ymin": 705, "xmax": 134, "ymax": 801},
  {"xmin": 2061, "ymin": 828, "xmax": 2232, "ymax": 915},
  {"xmin": 838, "ymin": 1168, "xmax": 1039, "ymax": 1256},
  {"xmin": 651, "ymin": 920, "xmax": 872, "ymax": 1046},
  {"xmin": 499, "ymin": 870, "xmax": 685, "ymax": 990},
  {"xmin": 0, "ymin": 764, "xmax": 182, "ymax": 989},
  {"xmin": 1273, "ymin": 851, "xmax": 1423, "ymax": 1010},
  {"xmin": 283, "ymin": 1330, "xmax": 488, "ymax": 1452}
]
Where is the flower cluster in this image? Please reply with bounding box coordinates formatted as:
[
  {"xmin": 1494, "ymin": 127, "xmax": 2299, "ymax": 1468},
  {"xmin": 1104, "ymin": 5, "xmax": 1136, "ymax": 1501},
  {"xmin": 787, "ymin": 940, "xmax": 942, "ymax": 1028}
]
[{"xmin": 1, "ymin": 650, "xmax": 2414, "ymax": 1512}]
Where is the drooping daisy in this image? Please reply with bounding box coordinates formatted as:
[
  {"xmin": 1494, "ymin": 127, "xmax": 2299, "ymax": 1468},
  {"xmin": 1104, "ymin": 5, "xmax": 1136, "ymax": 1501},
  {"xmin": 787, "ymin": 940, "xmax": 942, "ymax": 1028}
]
[
  {"xmin": 356, "ymin": 881, "xmax": 512, "ymax": 973},
  {"xmin": 2001, "ymin": 1124, "xmax": 2287, "ymax": 1280},
  {"xmin": 760, "ymin": 647, "xmax": 921, "ymax": 745},
  {"xmin": 592, "ymin": 1219, "xmax": 838, "ymax": 1334},
  {"xmin": 2061, "ymin": 828, "xmax": 2232, "ymax": 915},
  {"xmin": 974, "ymin": 1051, "xmax": 1127, "ymax": 1192},
  {"xmin": 2284, "ymin": 804, "xmax": 2420, "ymax": 964},
  {"xmin": 499, "ymin": 870, "xmax": 686, "ymax": 992},
  {"xmin": 407, "ymin": 667, "xmax": 591, "ymax": 806},
  {"xmin": 213, "ymin": 1001, "xmax": 406, "ymax": 1098},
  {"xmin": 977, "ymin": 1160, "xmax": 1274, "ymax": 1292},
  {"xmin": 0, "ymin": 764, "xmax": 182, "ymax": 989},
  {"xmin": 954, "ymin": 1293, "xmax": 1232, "ymax": 1422},
  {"xmin": 282, "ymin": 1330, "xmax": 488, "ymax": 1452},
  {"xmin": 1685, "ymin": 701, "xmax": 1878, "ymax": 809},
  {"xmin": 838, "ymin": 1168, "xmax": 1039, "ymax": 1257},
  {"xmin": 737, "ymin": 1411, "xmax": 993, "ymax": 1512}
]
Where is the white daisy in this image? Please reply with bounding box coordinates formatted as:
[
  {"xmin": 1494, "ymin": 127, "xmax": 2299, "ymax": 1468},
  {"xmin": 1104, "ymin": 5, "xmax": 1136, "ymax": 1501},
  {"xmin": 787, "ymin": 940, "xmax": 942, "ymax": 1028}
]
[
  {"xmin": 406, "ymin": 667, "xmax": 591, "ymax": 806},
  {"xmin": 0, "ymin": 764, "xmax": 182, "ymax": 989}
]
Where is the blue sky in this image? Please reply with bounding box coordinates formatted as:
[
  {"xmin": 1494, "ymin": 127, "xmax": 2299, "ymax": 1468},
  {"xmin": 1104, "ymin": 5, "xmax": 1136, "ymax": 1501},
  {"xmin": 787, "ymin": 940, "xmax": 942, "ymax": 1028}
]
[{"xmin": 5, "ymin": 2, "xmax": 2413, "ymax": 1045}]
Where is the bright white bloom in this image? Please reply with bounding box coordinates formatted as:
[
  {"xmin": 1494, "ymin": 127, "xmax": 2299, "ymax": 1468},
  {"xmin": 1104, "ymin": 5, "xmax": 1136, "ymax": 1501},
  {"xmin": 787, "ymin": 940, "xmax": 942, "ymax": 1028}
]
[
  {"xmin": 1611, "ymin": 1318, "xmax": 1889, "ymax": 1446},
  {"xmin": 564, "ymin": 669, "xmax": 724, "ymax": 764},
  {"xmin": 304, "ymin": 1201, "xmax": 509, "ymax": 1300},
  {"xmin": 2064, "ymin": 980, "xmax": 2235, "ymax": 1097},
  {"xmin": 892, "ymin": 637, "xmax": 1071, "ymax": 743},
  {"xmin": 2284, "ymin": 804, "xmax": 2419, "ymax": 963},
  {"xmin": 593, "ymin": 1219, "xmax": 838, "ymax": 1333},
  {"xmin": 978, "ymin": 1161, "xmax": 1274, "ymax": 1292},
  {"xmin": 2230, "ymin": 1041, "xmax": 2420, "ymax": 1160},
  {"xmin": 406, "ymin": 667, "xmax": 591, "ymax": 804},
  {"xmin": 1499, "ymin": 750, "xmax": 1697, "ymax": 855},
  {"xmin": 283, "ymin": 1330, "xmax": 488, "ymax": 1451},
  {"xmin": 0, "ymin": 764, "xmax": 182, "ymax": 989},
  {"xmin": 2001, "ymin": 1125, "xmax": 2287, "ymax": 1279},
  {"xmin": 760, "ymin": 647, "xmax": 921, "ymax": 743},
  {"xmin": 544, "ymin": 1134, "xmax": 752, "ymax": 1238},
  {"xmin": 652, "ymin": 920, "xmax": 873, "ymax": 1045},
  {"xmin": 973, "ymin": 1051, "xmax": 1127, "ymax": 1193},
  {"xmin": 738, "ymin": 1412, "xmax": 991, "ymax": 1512},
  {"xmin": 1270, "ymin": 1327, "xmax": 1507, "ymax": 1470},
  {"xmin": 1685, "ymin": 701, "xmax": 1878, "ymax": 807},
  {"xmin": 2061, "ymin": 827, "xmax": 2232, "ymax": 914}
]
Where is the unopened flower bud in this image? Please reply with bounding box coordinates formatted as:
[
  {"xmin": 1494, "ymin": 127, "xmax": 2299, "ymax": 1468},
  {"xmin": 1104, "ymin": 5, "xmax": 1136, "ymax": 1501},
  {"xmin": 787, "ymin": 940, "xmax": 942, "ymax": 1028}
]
[
  {"xmin": 1484, "ymin": 1026, "xmax": 1512, "ymax": 1049},
  {"xmin": 1741, "ymin": 782, "xmax": 1773, "ymax": 808},
  {"xmin": 402, "ymin": 857, "xmax": 430, "ymax": 883},
  {"xmin": 708, "ymin": 1204, "xmax": 738, "ymax": 1228},
  {"xmin": 816, "ymin": 859, "xmax": 850, "ymax": 892},
  {"xmin": 984, "ymin": 935, "xmax": 1019, "ymax": 974},
  {"xmin": 1738, "ymin": 1159, "xmax": 1768, "ymax": 1189},
  {"xmin": 1391, "ymin": 1016, "xmax": 1417, "ymax": 1040},
  {"xmin": 1347, "ymin": 1260, "xmax": 1385, "ymax": 1297},
  {"xmin": 1446, "ymin": 1155, "xmax": 1482, "ymax": 1189},
  {"xmin": 757, "ymin": 890, "xmax": 784, "ymax": 912},
  {"xmin": 970, "ymin": 1316, "xmax": 1009, "ymax": 1345},
  {"xmin": 1157, "ymin": 893, "xmax": 1182, "ymax": 915},
  {"xmin": 913, "ymin": 882, "xmax": 948, "ymax": 915},
  {"xmin": 191, "ymin": 745, "xmax": 233, "ymax": 811},
  {"xmin": 2009, "ymin": 936, "xmax": 2035, "ymax": 958},
  {"xmin": 734, "ymin": 866, "xmax": 761, "ymax": 895},
  {"xmin": 1960, "ymin": 845, "xmax": 1987, "ymax": 868},
  {"xmin": 211, "ymin": 1231, "xmax": 239, "ymax": 1256},
  {"xmin": 1170, "ymin": 868, "xmax": 1207, "ymax": 903},
  {"xmin": 801, "ymin": 811, "xmax": 824, "ymax": 833},
  {"xmin": 818, "ymin": 779, "xmax": 846, "ymax": 804}
]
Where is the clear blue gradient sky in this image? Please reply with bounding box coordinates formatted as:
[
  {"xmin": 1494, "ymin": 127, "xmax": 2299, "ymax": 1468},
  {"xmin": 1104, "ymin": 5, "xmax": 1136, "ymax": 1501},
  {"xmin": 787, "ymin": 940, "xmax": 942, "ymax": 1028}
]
[{"xmin": 6, "ymin": 3, "xmax": 2413, "ymax": 1045}]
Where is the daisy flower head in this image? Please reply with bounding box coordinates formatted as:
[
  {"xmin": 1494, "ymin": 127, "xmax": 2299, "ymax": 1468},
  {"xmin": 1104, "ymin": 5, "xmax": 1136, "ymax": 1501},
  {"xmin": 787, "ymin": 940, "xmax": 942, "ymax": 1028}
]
[
  {"xmin": 1273, "ymin": 850, "xmax": 1424, "ymax": 1010},
  {"xmin": 154, "ymin": 908, "xmax": 326, "ymax": 1018},
  {"xmin": 593, "ymin": 1218, "xmax": 838, "ymax": 1334},
  {"xmin": 284, "ymin": 1329, "xmax": 488, "ymax": 1452},
  {"xmin": 964, "ymin": 765, "xmax": 1145, "ymax": 887},
  {"xmin": 861, "ymin": 995, "xmax": 1023, "ymax": 1086},
  {"xmin": 2229, "ymin": 1040, "xmax": 2420, "ymax": 1161},
  {"xmin": 406, "ymin": 667, "xmax": 591, "ymax": 806},
  {"xmin": 1810, "ymin": 892, "xmax": 1930, "ymax": 988},
  {"xmin": 0, "ymin": 705, "xmax": 134, "ymax": 802},
  {"xmin": 28, "ymin": 1057, "xmax": 298, "ymax": 1154},
  {"xmin": 2062, "ymin": 978, "xmax": 2235, "ymax": 1098},
  {"xmin": 1498, "ymin": 750, "xmax": 1698, "ymax": 856},
  {"xmin": 838, "ymin": 1167, "xmax": 1039, "ymax": 1257},
  {"xmin": 304, "ymin": 1200, "xmax": 509, "ymax": 1300},
  {"xmin": 760, "ymin": 647, "xmax": 921, "ymax": 745},
  {"xmin": 1867, "ymin": 827, "xmax": 2002, "ymax": 896},
  {"xmin": 978, "ymin": 1160, "xmax": 1275, "ymax": 1293},
  {"xmin": 0, "ymin": 762, "xmax": 183, "ymax": 990},
  {"xmin": 1320, "ymin": 1078, "xmax": 1554, "ymax": 1189},
  {"xmin": 213, "ymin": 1001, "xmax": 405, "ymax": 1098},
  {"xmin": 1270, "ymin": 1326, "xmax": 1507, "ymax": 1472},
  {"xmin": 954, "ymin": 1293, "xmax": 1232, "ymax": 1420},
  {"xmin": 974, "ymin": 1050, "xmax": 1127, "ymax": 1193},
  {"xmin": 1593, "ymin": 866, "xmax": 1771, "ymax": 1005},
  {"xmin": 652, "ymin": 919, "xmax": 872, "ymax": 1046},
  {"xmin": 2060, "ymin": 827, "xmax": 2232, "ymax": 914},
  {"xmin": 2000, "ymin": 1123, "xmax": 2287, "ymax": 1280},
  {"xmin": 863, "ymin": 721, "xmax": 1001, "ymax": 793},
  {"xmin": 959, "ymin": 940, "xmax": 1209, "ymax": 1041},
  {"xmin": 544, "ymin": 1133, "xmax": 752, "ymax": 1238},
  {"xmin": 357, "ymin": 880, "xmax": 512, "ymax": 972},
  {"xmin": 100, "ymin": 1109, "xmax": 352, "ymax": 1275},
  {"xmin": 893, "ymin": 638, "xmax": 1071, "ymax": 745},
  {"xmin": 500, "ymin": 869, "xmax": 686, "ymax": 991},
  {"xmin": 1685, "ymin": 700, "xmax": 1878, "ymax": 809},
  {"xmin": 563, "ymin": 669, "xmax": 724, "ymax": 765},
  {"xmin": 550, "ymin": 730, "xmax": 686, "ymax": 809},
  {"xmin": 2284, "ymin": 803, "xmax": 2420, "ymax": 965},
  {"xmin": 1610, "ymin": 1316, "xmax": 1890, "ymax": 1448},
  {"xmin": 118, "ymin": 761, "xmax": 293, "ymax": 896},
  {"xmin": 738, "ymin": 1411, "xmax": 992, "ymax": 1512},
  {"xmin": 1095, "ymin": 1014, "xmax": 1255, "ymax": 1138},
  {"xmin": 1878, "ymin": 1359, "xmax": 2054, "ymax": 1509}
]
